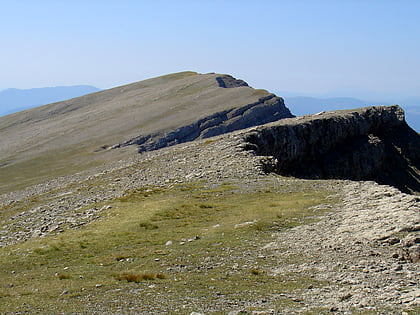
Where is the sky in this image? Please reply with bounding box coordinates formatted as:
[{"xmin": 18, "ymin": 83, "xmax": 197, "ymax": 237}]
[{"xmin": 1, "ymin": 0, "xmax": 419, "ymax": 102}]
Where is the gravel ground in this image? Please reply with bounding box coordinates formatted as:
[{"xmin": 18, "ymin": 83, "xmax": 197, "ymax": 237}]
[
  {"xmin": 268, "ymin": 181, "xmax": 419, "ymax": 313},
  {"xmin": 0, "ymin": 130, "xmax": 419, "ymax": 313}
]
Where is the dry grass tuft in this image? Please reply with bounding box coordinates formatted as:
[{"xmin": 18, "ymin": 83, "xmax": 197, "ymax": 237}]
[
  {"xmin": 116, "ymin": 272, "xmax": 166, "ymax": 283},
  {"xmin": 250, "ymin": 268, "xmax": 263, "ymax": 276},
  {"xmin": 139, "ymin": 221, "xmax": 159, "ymax": 230},
  {"xmin": 57, "ymin": 273, "xmax": 71, "ymax": 280},
  {"xmin": 156, "ymin": 273, "xmax": 166, "ymax": 279}
]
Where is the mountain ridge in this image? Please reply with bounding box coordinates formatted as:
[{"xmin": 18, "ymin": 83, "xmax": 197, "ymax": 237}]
[
  {"xmin": 0, "ymin": 71, "xmax": 419, "ymax": 313},
  {"xmin": 0, "ymin": 71, "xmax": 291, "ymax": 194},
  {"xmin": 0, "ymin": 71, "xmax": 418, "ymax": 195}
]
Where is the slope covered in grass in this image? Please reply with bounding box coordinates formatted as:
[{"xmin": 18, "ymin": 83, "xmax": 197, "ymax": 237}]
[
  {"xmin": 0, "ymin": 71, "xmax": 279, "ymax": 194},
  {"xmin": 0, "ymin": 181, "xmax": 334, "ymax": 313}
]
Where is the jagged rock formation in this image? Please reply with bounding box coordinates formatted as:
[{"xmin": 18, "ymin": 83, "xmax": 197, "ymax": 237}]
[
  {"xmin": 115, "ymin": 94, "xmax": 293, "ymax": 152},
  {"xmin": 241, "ymin": 105, "xmax": 420, "ymax": 193}
]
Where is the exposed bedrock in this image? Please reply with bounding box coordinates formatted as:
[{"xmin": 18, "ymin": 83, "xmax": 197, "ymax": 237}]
[
  {"xmin": 117, "ymin": 94, "xmax": 294, "ymax": 152},
  {"xmin": 215, "ymin": 75, "xmax": 249, "ymax": 88},
  {"xmin": 242, "ymin": 105, "xmax": 420, "ymax": 193}
]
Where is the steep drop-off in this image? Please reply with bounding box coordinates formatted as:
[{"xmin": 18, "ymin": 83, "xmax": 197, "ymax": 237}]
[
  {"xmin": 115, "ymin": 93, "xmax": 293, "ymax": 152},
  {"xmin": 241, "ymin": 105, "xmax": 420, "ymax": 193}
]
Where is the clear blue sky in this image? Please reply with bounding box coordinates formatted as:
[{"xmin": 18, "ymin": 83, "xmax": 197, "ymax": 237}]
[{"xmin": 1, "ymin": 0, "xmax": 419, "ymax": 101}]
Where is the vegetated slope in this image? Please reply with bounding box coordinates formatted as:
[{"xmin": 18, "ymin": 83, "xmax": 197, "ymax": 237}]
[
  {"xmin": 0, "ymin": 85, "xmax": 100, "ymax": 117},
  {"xmin": 0, "ymin": 121, "xmax": 418, "ymax": 313},
  {"xmin": 0, "ymin": 71, "xmax": 292, "ymax": 194},
  {"xmin": 0, "ymin": 76, "xmax": 418, "ymax": 312},
  {"xmin": 241, "ymin": 105, "xmax": 420, "ymax": 194}
]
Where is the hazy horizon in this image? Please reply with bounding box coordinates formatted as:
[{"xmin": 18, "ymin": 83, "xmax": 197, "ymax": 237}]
[
  {"xmin": 1, "ymin": 73, "xmax": 419, "ymax": 106},
  {"xmin": 1, "ymin": 80, "xmax": 418, "ymax": 133},
  {"xmin": 1, "ymin": 1, "xmax": 419, "ymax": 102},
  {"xmin": 1, "ymin": 79, "xmax": 419, "ymax": 107}
]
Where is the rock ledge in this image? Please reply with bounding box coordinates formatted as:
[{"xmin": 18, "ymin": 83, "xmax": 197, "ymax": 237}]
[{"xmin": 242, "ymin": 105, "xmax": 420, "ymax": 193}]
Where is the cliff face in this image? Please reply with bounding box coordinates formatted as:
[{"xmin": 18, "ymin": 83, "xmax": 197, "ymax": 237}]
[
  {"xmin": 0, "ymin": 71, "xmax": 294, "ymax": 194},
  {"xmin": 241, "ymin": 105, "xmax": 420, "ymax": 193},
  {"xmin": 116, "ymin": 93, "xmax": 294, "ymax": 152}
]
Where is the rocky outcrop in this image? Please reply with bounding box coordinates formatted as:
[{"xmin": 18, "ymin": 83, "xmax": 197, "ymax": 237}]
[
  {"xmin": 241, "ymin": 105, "xmax": 420, "ymax": 193},
  {"xmin": 216, "ymin": 75, "xmax": 249, "ymax": 88},
  {"xmin": 115, "ymin": 94, "xmax": 294, "ymax": 152}
]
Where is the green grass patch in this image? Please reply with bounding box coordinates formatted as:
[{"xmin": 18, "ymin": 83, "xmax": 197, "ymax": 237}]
[{"xmin": 0, "ymin": 181, "xmax": 336, "ymax": 313}]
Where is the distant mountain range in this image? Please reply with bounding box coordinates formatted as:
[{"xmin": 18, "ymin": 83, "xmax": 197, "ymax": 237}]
[
  {"xmin": 0, "ymin": 85, "xmax": 100, "ymax": 116},
  {"xmin": 283, "ymin": 96, "xmax": 420, "ymax": 133}
]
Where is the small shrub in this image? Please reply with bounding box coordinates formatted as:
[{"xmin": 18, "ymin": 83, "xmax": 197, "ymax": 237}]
[
  {"xmin": 199, "ymin": 204, "xmax": 213, "ymax": 209},
  {"xmin": 116, "ymin": 273, "xmax": 143, "ymax": 283},
  {"xmin": 250, "ymin": 268, "xmax": 263, "ymax": 275},
  {"xmin": 139, "ymin": 222, "xmax": 159, "ymax": 230},
  {"xmin": 252, "ymin": 221, "xmax": 272, "ymax": 231},
  {"xmin": 116, "ymin": 272, "xmax": 166, "ymax": 283},
  {"xmin": 57, "ymin": 273, "xmax": 70, "ymax": 280},
  {"xmin": 34, "ymin": 244, "xmax": 61, "ymax": 255},
  {"xmin": 156, "ymin": 273, "xmax": 166, "ymax": 279},
  {"xmin": 141, "ymin": 273, "xmax": 155, "ymax": 281}
]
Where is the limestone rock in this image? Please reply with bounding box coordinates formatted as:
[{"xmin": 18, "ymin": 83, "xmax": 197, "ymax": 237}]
[
  {"xmin": 216, "ymin": 75, "xmax": 249, "ymax": 88},
  {"xmin": 117, "ymin": 94, "xmax": 294, "ymax": 153},
  {"xmin": 242, "ymin": 105, "xmax": 420, "ymax": 193}
]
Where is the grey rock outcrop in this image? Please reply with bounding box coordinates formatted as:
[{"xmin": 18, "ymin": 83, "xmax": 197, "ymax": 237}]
[
  {"xmin": 216, "ymin": 75, "xmax": 249, "ymax": 88},
  {"xmin": 241, "ymin": 105, "xmax": 420, "ymax": 193},
  {"xmin": 116, "ymin": 94, "xmax": 294, "ymax": 152}
]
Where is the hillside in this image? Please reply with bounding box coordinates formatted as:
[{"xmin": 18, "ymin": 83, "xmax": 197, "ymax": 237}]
[
  {"xmin": 0, "ymin": 72, "xmax": 419, "ymax": 313},
  {"xmin": 0, "ymin": 71, "xmax": 292, "ymax": 194},
  {"xmin": 0, "ymin": 115, "xmax": 419, "ymax": 314}
]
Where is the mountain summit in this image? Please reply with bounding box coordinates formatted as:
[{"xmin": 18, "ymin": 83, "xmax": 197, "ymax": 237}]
[
  {"xmin": 0, "ymin": 71, "xmax": 418, "ymax": 194},
  {"xmin": 0, "ymin": 71, "xmax": 293, "ymax": 193}
]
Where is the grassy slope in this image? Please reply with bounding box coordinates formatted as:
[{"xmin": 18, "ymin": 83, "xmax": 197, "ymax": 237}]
[
  {"xmin": 0, "ymin": 71, "xmax": 270, "ymax": 195},
  {"xmin": 0, "ymin": 181, "xmax": 335, "ymax": 314}
]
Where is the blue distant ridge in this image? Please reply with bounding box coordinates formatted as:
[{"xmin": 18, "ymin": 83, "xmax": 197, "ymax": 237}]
[{"xmin": 0, "ymin": 85, "xmax": 100, "ymax": 117}]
